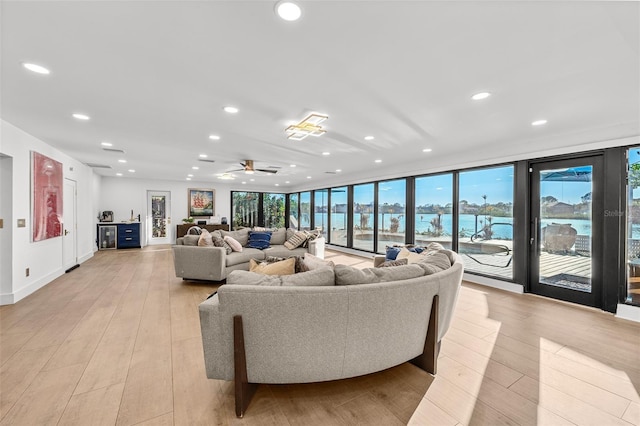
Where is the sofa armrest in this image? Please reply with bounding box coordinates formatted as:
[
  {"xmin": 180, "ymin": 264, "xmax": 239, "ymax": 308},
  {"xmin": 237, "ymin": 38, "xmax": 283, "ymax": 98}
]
[
  {"xmin": 172, "ymin": 245, "xmax": 226, "ymax": 281},
  {"xmin": 199, "ymin": 294, "xmax": 234, "ymax": 381},
  {"xmin": 308, "ymin": 237, "xmax": 325, "ymax": 259}
]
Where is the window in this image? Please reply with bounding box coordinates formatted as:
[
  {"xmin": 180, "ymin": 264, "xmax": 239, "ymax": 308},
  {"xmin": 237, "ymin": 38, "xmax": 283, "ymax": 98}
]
[
  {"xmin": 288, "ymin": 193, "xmax": 299, "ymax": 229},
  {"xmin": 415, "ymin": 174, "xmax": 453, "ymax": 248},
  {"xmin": 263, "ymin": 193, "xmax": 285, "ymax": 229},
  {"xmin": 627, "ymin": 148, "xmax": 640, "ymax": 306},
  {"xmin": 300, "ymin": 192, "xmax": 311, "ymax": 230},
  {"xmin": 331, "ymin": 187, "xmax": 348, "ymax": 246},
  {"xmin": 232, "ymin": 192, "xmax": 259, "ymax": 229},
  {"xmin": 352, "ymin": 183, "xmax": 374, "ymax": 252},
  {"xmin": 315, "ymin": 189, "xmax": 328, "ymax": 239},
  {"xmin": 378, "ymin": 179, "xmax": 406, "ymax": 253},
  {"xmin": 458, "ymin": 166, "xmax": 514, "ymax": 279}
]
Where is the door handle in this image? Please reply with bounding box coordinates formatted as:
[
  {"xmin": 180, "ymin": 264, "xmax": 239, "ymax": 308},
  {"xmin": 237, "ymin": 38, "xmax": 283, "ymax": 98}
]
[{"xmin": 64, "ymin": 229, "xmax": 69, "ymax": 236}]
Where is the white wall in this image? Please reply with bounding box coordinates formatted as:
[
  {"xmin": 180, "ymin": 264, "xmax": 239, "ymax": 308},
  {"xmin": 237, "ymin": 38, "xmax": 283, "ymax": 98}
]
[
  {"xmin": 100, "ymin": 177, "xmax": 236, "ymax": 244},
  {"xmin": 0, "ymin": 156, "xmax": 13, "ymax": 297},
  {"xmin": 0, "ymin": 120, "xmax": 97, "ymax": 304}
]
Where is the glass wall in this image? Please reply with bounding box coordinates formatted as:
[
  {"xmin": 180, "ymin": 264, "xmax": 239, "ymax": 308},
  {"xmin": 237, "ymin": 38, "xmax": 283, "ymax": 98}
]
[
  {"xmin": 315, "ymin": 189, "xmax": 329, "ymax": 239},
  {"xmin": 300, "ymin": 192, "xmax": 311, "ymax": 230},
  {"xmin": 458, "ymin": 165, "xmax": 514, "ymax": 279},
  {"xmin": 352, "ymin": 183, "xmax": 374, "ymax": 252},
  {"xmin": 331, "ymin": 187, "xmax": 348, "ymax": 246},
  {"xmin": 377, "ymin": 179, "xmax": 406, "ymax": 253},
  {"xmin": 627, "ymin": 148, "xmax": 640, "ymax": 305},
  {"xmin": 415, "ymin": 174, "xmax": 453, "ymax": 249},
  {"xmin": 263, "ymin": 193, "xmax": 285, "ymax": 229},
  {"xmin": 288, "ymin": 193, "xmax": 299, "ymax": 229},
  {"xmin": 232, "ymin": 192, "xmax": 259, "ymax": 229}
]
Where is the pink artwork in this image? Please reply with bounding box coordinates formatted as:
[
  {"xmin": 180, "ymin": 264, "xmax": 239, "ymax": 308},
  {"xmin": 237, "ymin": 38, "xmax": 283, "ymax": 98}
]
[{"xmin": 32, "ymin": 151, "xmax": 63, "ymax": 242}]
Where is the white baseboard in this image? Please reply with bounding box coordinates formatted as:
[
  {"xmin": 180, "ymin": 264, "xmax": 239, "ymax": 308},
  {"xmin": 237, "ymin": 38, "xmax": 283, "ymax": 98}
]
[
  {"xmin": 11, "ymin": 269, "xmax": 65, "ymax": 304},
  {"xmin": 0, "ymin": 292, "xmax": 14, "ymax": 305},
  {"xmin": 616, "ymin": 304, "xmax": 640, "ymax": 323},
  {"xmin": 78, "ymin": 250, "xmax": 93, "ymax": 264},
  {"xmin": 463, "ymin": 273, "xmax": 524, "ymax": 294}
]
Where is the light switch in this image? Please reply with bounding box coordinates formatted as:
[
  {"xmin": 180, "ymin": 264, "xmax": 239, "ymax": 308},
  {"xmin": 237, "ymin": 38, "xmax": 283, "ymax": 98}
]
[{"xmin": 17, "ymin": 219, "xmax": 26, "ymax": 228}]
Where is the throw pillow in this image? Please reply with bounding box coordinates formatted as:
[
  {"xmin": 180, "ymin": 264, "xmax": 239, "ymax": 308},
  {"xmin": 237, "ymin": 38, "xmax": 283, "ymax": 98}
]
[
  {"xmin": 396, "ymin": 247, "xmax": 427, "ymax": 264},
  {"xmin": 303, "ymin": 252, "xmax": 335, "ymax": 270},
  {"xmin": 280, "ymin": 268, "xmax": 335, "ymax": 286},
  {"xmin": 186, "ymin": 226, "xmax": 202, "ymax": 235},
  {"xmin": 197, "ymin": 230, "xmax": 214, "ymax": 247},
  {"xmin": 249, "ymin": 258, "xmax": 295, "ymax": 275},
  {"xmin": 284, "ymin": 231, "xmax": 308, "ymax": 250},
  {"xmin": 301, "ymin": 229, "xmax": 321, "ymax": 248},
  {"xmin": 224, "ymin": 236, "xmax": 243, "ymax": 252},
  {"xmin": 378, "ymin": 258, "xmax": 408, "ymax": 268},
  {"xmin": 265, "ymin": 255, "xmax": 309, "ymax": 273},
  {"xmin": 226, "ymin": 270, "xmax": 281, "ymax": 286},
  {"xmin": 415, "ymin": 252, "xmax": 452, "ymax": 275},
  {"xmin": 212, "ymin": 234, "xmax": 232, "ymax": 254},
  {"xmin": 252, "ymin": 226, "xmax": 268, "ymax": 232},
  {"xmin": 334, "ymin": 264, "xmax": 425, "ymax": 285},
  {"xmin": 247, "ymin": 231, "xmax": 272, "ymax": 250},
  {"xmin": 385, "ymin": 246, "xmax": 402, "ymax": 260},
  {"xmin": 182, "ymin": 235, "xmax": 200, "ymax": 246}
]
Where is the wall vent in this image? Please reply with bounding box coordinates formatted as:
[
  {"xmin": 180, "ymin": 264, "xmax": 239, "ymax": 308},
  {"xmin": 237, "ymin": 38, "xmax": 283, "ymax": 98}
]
[
  {"xmin": 198, "ymin": 159, "xmax": 216, "ymax": 163},
  {"xmin": 85, "ymin": 163, "xmax": 112, "ymax": 169},
  {"xmin": 102, "ymin": 148, "xmax": 126, "ymax": 154}
]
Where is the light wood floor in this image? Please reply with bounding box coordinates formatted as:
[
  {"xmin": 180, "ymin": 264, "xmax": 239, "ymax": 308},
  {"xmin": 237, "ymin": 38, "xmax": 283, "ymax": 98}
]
[{"xmin": 1, "ymin": 246, "xmax": 639, "ymax": 425}]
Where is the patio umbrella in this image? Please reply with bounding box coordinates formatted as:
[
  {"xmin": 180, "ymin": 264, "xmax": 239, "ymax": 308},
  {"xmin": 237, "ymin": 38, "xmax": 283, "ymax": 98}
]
[{"xmin": 540, "ymin": 166, "xmax": 592, "ymax": 182}]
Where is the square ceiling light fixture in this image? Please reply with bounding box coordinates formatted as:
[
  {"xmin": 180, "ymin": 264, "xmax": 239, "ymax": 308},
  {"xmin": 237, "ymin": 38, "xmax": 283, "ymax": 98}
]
[{"xmin": 285, "ymin": 113, "xmax": 328, "ymax": 141}]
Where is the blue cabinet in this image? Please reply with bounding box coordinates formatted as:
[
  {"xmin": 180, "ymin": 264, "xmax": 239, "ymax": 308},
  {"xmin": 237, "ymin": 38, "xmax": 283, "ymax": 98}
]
[
  {"xmin": 97, "ymin": 222, "xmax": 141, "ymax": 250},
  {"xmin": 117, "ymin": 223, "xmax": 141, "ymax": 248}
]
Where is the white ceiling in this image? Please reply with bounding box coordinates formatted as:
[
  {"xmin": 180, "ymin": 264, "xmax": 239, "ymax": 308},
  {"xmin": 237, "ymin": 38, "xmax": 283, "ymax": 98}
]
[{"xmin": 1, "ymin": 1, "xmax": 639, "ymax": 191}]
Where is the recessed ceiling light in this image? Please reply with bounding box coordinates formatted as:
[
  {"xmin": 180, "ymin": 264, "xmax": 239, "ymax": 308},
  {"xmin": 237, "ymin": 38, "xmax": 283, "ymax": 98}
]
[
  {"xmin": 209, "ymin": 134, "xmax": 221, "ymax": 140},
  {"xmin": 199, "ymin": 154, "xmax": 207, "ymax": 158},
  {"xmin": 290, "ymin": 164, "xmax": 297, "ymax": 168},
  {"xmin": 192, "ymin": 166, "xmax": 199, "ymax": 170},
  {"xmin": 375, "ymin": 159, "xmax": 382, "ymax": 163},
  {"xmin": 242, "ymin": 181, "xmax": 247, "ymax": 185},
  {"xmin": 187, "ymin": 174, "xmax": 194, "ymax": 177},
  {"xmin": 128, "ymin": 169, "xmax": 135, "ymax": 173},
  {"xmin": 472, "ymin": 92, "xmax": 491, "ymax": 100},
  {"xmin": 422, "ymin": 148, "xmax": 432, "ymax": 153},
  {"xmin": 101, "ymin": 142, "xmax": 112, "ymax": 147},
  {"xmin": 322, "ymin": 152, "xmax": 330, "ymax": 156},
  {"xmin": 285, "ymin": 181, "xmax": 290, "ymax": 184},
  {"xmin": 275, "ymin": 1, "xmax": 302, "ymax": 21},
  {"xmin": 364, "ymin": 136, "xmax": 375, "ymax": 141},
  {"xmin": 336, "ymin": 169, "xmax": 342, "ymax": 172},
  {"xmin": 116, "ymin": 173, "xmax": 123, "ymax": 177},
  {"xmin": 275, "ymin": 184, "xmax": 280, "ymax": 186},
  {"xmin": 217, "ymin": 173, "xmax": 235, "ymax": 180},
  {"xmin": 250, "ymin": 178, "xmax": 255, "ymax": 182},
  {"xmin": 532, "ymin": 119, "xmax": 548, "ymax": 126},
  {"xmin": 186, "ymin": 178, "xmax": 191, "ymax": 181},
  {"xmin": 72, "ymin": 113, "xmax": 90, "ymax": 120},
  {"xmin": 118, "ymin": 159, "xmax": 127, "ymax": 163},
  {"xmin": 223, "ymin": 106, "xmax": 239, "ymax": 114},
  {"xmin": 307, "ymin": 176, "xmax": 312, "ymax": 179},
  {"xmin": 22, "ymin": 62, "xmax": 50, "ymax": 74}
]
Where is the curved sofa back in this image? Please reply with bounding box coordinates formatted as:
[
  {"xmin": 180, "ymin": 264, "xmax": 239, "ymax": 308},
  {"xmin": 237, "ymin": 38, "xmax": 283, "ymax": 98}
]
[{"xmin": 199, "ymin": 252, "xmax": 463, "ymax": 384}]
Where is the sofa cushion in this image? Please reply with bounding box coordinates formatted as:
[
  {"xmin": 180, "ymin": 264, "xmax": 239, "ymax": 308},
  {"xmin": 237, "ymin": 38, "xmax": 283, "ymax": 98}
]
[
  {"xmin": 225, "ymin": 248, "xmax": 266, "ymax": 267},
  {"xmin": 263, "ymin": 245, "xmax": 308, "ymax": 259},
  {"xmin": 247, "ymin": 231, "xmax": 272, "ymax": 250},
  {"xmin": 280, "ymin": 268, "xmax": 335, "ymax": 287},
  {"xmin": 415, "ymin": 252, "xmax": 452, "ymax": 275},
  {"xmin": 284, "ymin": 231, "xmax": 307, "ymax": 250},
  {"xmin": 182, "ymin": 235, "xmax": 200, "ymax": 246},
  {"xmin": 226, "ymin": 270, "xmax": 281, "ymax": 286},
  {"xmin": 270, "ymin": 228, "xmax": 287, "ymax": 245},
  {"xmin": 249, "ymin": 258, "xmax": 295, "ymax": 275},
  {"xmin": 221, "ymin": 228, "xmax": 250, "ymax": 246},
  {"xmin": 334, "ymin": 263, "xmax": 425, "ymax": 285},
  {"xmin": 198, "ymin": 230, "xmax": 214, "ymax": 247},
  {"xmin": 224, "ymin": 236, "xmax": 243, "ymax": 252},
  {"xmin": 303, "ymin": 252, "xmax": 335, "ymax": 270}
]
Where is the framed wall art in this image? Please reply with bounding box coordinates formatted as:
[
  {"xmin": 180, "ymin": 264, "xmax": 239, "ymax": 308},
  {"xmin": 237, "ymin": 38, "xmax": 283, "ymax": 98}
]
[
  {"xmin": 31, "ymin": 151, "xmax": 63, "ymax": 242},
  {"xmin": 188, "ymin": 188, "xmax": 215, "ymax": 217}
]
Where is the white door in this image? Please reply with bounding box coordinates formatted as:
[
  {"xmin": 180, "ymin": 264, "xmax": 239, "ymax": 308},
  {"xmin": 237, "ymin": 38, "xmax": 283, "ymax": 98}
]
[
  {"xmin": 0, "ymin": 155, "xmax": 13, "ymax": 301},
  {"xmin": 63, "ymin": 178, "xmax": 78, "ymax": 271},
  {"xmin": 147, "ymin": 191, "xmax": 171, "ymax": 245}
]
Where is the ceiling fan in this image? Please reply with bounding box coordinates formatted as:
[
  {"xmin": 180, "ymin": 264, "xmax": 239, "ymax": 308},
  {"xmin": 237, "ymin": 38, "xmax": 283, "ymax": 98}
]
[{"xmin": 229, "ymin": 160, "xmax": 279, "ymax": 175}]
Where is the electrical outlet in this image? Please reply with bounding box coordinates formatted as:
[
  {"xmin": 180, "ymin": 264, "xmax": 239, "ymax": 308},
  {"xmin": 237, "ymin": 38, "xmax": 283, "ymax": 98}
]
[{"xmin": 25, "ymin": 268, "xmax": 30, "ymax": 277}]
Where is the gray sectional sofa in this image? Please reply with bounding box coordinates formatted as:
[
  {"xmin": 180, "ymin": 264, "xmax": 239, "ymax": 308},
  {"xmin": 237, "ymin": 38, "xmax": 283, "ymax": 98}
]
[
  {"xmin": 172, "ymin": 227, "xmax": 325, "ymax": 281},
  {"xmin": 199, "ymin": 249, "xmax": 463, "ymax": 416}
]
